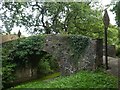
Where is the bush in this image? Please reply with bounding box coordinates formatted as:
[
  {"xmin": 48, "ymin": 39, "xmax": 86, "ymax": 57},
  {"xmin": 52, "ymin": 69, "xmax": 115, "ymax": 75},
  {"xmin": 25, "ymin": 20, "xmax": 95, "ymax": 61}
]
[
  {"xmin": 37, "ymin": 54, "xmax": 59, "ymax": 76},
  {"xmin": 2, "ymin": 41, "xmax": 18, "ymax": 88},
  {"xmin": 2, "ymin": 35, "xmax": 45, "ymax": 88},
  {"xmin": 38, "ymin": 60, "xmax": 53, "ymax": 75}
]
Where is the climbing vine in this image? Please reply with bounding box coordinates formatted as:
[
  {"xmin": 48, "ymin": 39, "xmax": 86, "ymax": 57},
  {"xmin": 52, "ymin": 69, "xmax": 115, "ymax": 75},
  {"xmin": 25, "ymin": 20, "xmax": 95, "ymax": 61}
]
[
  {"xmin": 2, "ymin": 35, "xmax": 45, "ymax": 88},
  {"xmin": 67, "ymin": 35, "xmax": 90, "ymax": 65},
  {"xmin": 9, "ymin": 35, "xmax": 45, "ymax": 67},
  {"xmin": 68, "ymin": 35, "xmax": 89, "ymax": 54},
  {"xmin": 2, "ymin": 40, "xmax": 19, "ymax": 88}
]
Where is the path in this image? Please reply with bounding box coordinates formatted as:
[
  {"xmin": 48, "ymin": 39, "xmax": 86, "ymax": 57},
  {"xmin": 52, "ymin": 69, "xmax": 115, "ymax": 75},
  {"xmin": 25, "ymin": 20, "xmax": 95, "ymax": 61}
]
[
  {"xmin": 103, "ymin": 56, "xmax": 120, "ymax": 89},
  {"xmin": 103, "ymin": 56, "xmax": 120, "ymax": 78}
]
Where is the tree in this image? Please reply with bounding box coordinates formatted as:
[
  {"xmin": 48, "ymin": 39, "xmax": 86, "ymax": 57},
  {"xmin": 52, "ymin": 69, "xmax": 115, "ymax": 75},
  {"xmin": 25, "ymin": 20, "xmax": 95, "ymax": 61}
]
[
  {"xmin": 111, "ymin": 1, "xmax": 120, "ymax": 57},
  {"xmin": 112, "ymin": 1, "xmax": 120, "ymax": 40},
  {"xmin": 107, "ymin": 24, "xmax": 118, "ymax": 45},
  {"xmin": 0, "ymin": 1, "xmax": 103, "ymax": 38},
  {"xmin": 112, "ymin": 1, "xmax": 120, "ymax": 26},
  {"xmin": 112, "ymin": 1, "xmax": 120, "ymax": 42}
]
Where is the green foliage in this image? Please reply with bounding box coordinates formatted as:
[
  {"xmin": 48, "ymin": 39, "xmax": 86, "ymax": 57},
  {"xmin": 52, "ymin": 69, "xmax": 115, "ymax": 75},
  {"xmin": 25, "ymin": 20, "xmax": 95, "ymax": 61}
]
[
  {"xmin": 2, "ymin": 63, "xmax": 16, "ymax": 84},
  {"xmin": 39, "ymin": 72, "xmax": 60, "ymax": 81},
  {"xmin": 107, "ymin": 25, "xmax": 120, "ymax": 57},
  {"xmin": 68, "ymin": 35, "xmax": 89, "ymax": 55},
  {"xmin": 112, "ymin": 1, "xmax": 120, "ymax": 54},
  {"xmin": 37, "ymin": 53, "xmax": 59, "ymax": 76},
  {"xmin": 1, "ymin": 1, "xmax": 103, "ymax": 37},
  {"xmin": 10, "ymin": 35, "xmax": 45, "ymax": 67},
  {"xmin": 38, "ymin": 59, "xmax": 53, "ymax": 75},
  {"xmin": 43, "ymin": 54, "xmax": 59, "ymax": 72},
  {"xmin": 67, "ymin": 35, "xmax": 89, "ymax": 65},
  {"xmin": 2, "ymin": 41, "xmax": 18, "ymax": 87},
  {"xmin": 2, "ymin": 34, "xmax": 60, "ymax": 88},
  {"xmin": 14, "ymin": 70, "xmax": 118, "ymax": 88},
  {"xmin": 107, "ymin": 25, "xmax": 119, "ymax": 45},
  {"xmin": 112, "ymin": 1, "xmax": 120, "ymax": 27},
  {"xmin": 2, "ymin": 35, "xmax": 45, "ymax": 88}
]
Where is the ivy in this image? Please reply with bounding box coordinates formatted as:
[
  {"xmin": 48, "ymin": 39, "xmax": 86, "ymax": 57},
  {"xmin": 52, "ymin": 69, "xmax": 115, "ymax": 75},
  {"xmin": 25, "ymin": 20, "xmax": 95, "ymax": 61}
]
[
  {"xmin": 11, "ymin": 35, "xmax": 45, "ymax": 66},
  {"xmin": 2, "ymin": 35, "xmax": 45, "ymax": 88},
  {"xmin": 68, "ymin": 35, "xmax": 89, "ymax": 65},
  {"xmin": 2, "ymin": 41, "xmax": 18, "ymax": 88}
]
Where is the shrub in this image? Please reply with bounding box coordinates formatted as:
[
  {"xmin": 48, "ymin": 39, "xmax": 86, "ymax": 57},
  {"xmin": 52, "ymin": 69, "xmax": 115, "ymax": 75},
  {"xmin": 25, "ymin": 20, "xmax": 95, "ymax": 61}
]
[
  {"xmin": 37, "ymin": 53, "xmax": 59, "ymax": 77},
  {"xmin": 2, "ymin": 41, "xmax": 18, "ymax": 88},
  {"xmin": 38, "ymin": 60, "xmax": 52, "ymax": 75},
  {"xmin": 2, "ymin": 35, "xmax": 45, "ymax": 88}
]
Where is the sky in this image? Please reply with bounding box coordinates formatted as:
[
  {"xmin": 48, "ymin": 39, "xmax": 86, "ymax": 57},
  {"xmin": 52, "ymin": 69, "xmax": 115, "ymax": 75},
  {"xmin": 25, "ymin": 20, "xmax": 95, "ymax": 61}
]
[
  {"xmin": 101, "ymin": 0, "xmax": 116, "ymax": 25},
  {"xmin": 7, "ymin": 0, "xmax": 117, "ymax": 36}
]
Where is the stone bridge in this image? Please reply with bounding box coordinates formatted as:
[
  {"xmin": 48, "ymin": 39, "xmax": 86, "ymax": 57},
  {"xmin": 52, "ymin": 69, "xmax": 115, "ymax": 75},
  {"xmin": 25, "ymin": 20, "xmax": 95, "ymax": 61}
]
[{"xmin": 9, "ymin": 35, "xmax": 103, "ymax": 84}]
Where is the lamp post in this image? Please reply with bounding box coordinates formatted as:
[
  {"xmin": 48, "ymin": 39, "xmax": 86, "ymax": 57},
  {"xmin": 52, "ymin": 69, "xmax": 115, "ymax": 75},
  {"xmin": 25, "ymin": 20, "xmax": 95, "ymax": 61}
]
[{"xmin": 103, "ymin": 9, "xmax": 110, "ymax": 70}]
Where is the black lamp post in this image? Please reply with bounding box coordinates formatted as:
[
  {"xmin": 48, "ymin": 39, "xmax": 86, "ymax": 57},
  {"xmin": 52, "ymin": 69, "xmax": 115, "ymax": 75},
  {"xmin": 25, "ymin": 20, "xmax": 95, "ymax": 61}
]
[{"xmin": 103, "ymin": 9, "xmax": 110, "ymax": 70}]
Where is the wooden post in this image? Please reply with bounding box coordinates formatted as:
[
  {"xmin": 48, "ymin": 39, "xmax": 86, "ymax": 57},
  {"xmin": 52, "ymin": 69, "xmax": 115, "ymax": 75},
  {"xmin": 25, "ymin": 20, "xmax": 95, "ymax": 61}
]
[
  {"xmin": 104, "ymin": 27, "xmax": 108, "ymax": 70},
  {"xmin": 103, "ymin": 9, "xmax": 110, "ymax": 70}
]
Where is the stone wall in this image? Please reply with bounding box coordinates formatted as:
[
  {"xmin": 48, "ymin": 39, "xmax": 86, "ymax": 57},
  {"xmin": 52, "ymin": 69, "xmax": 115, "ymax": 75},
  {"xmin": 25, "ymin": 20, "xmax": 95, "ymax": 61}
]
[
  {"xmin": 14, "ymin": 67, "xmax": 37, "ymax": 83},
  {"xmin": 1, "ymin": 34, "xmax": 24, "ymax": 44},
  {"xmin": 1, "ymin": 34, "xmax": 18, "ymax": 44},
  {"xmin": 103, "ymin": 45, "xmax": 116, "ymax": 58},
  {"xmin": 95, "ymin": 39, "xmax": 103, "ymax": 68}
]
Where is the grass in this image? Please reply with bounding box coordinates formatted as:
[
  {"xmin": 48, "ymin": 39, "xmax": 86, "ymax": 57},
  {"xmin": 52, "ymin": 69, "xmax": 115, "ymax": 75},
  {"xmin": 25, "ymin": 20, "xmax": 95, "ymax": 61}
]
[
  {"xmin": 39, "ymin": 72, "xmax": 60, "ymax": 80},
  {"xmin": 12, "ymin": 70, "xmax": 118, "ymax": 89}
]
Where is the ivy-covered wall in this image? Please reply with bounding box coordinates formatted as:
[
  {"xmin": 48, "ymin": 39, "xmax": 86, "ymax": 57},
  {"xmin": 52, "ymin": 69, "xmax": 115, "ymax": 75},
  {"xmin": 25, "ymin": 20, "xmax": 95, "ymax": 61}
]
[{"xmin": 2, "ymin": 34, "xmax": 103, "ymax": 88}]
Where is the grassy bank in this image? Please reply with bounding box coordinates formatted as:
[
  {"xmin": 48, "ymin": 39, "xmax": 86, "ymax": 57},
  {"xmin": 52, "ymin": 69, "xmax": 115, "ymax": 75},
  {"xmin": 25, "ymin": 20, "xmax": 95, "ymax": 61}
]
[{"xmin": 12, "ymin": 70, "xmax": 118, "ymax": 89}]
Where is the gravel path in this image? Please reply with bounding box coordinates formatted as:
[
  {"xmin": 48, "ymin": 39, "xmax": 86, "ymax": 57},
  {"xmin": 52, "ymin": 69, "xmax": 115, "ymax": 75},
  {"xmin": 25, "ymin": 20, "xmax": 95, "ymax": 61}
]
[{"xmin": 103, "ymin": 56, "xmax": 120, "ymax": 78}]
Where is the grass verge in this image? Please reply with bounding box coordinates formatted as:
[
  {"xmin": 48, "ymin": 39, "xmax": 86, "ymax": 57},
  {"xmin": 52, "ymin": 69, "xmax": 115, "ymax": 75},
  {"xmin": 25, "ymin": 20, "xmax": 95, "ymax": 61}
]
[{"xmin": 12, "ymin": 70, "xmax": 118, "ymax": 88}]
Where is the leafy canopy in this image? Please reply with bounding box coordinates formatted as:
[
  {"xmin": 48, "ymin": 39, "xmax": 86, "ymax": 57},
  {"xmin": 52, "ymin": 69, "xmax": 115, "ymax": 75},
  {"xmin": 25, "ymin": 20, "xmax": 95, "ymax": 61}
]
[{"xmin": 0, "ymin": 1, "xmax": 103, "ymax": 38}]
